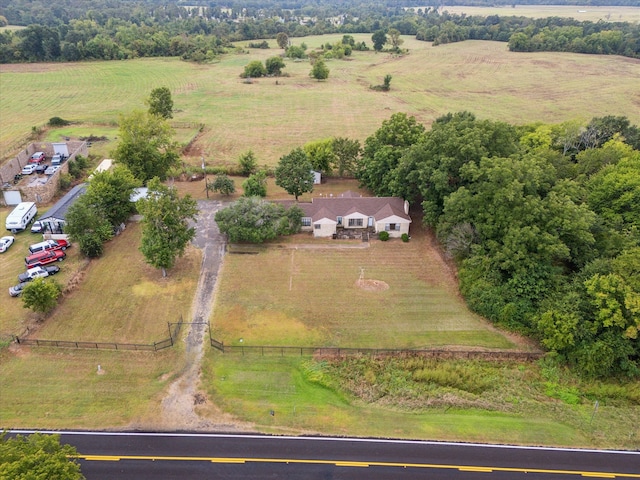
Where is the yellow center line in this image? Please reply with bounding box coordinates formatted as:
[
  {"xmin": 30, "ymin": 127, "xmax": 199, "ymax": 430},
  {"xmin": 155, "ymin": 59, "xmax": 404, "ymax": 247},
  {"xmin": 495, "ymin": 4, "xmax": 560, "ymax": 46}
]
[{"xmin": 73, "ymin": 454, "xmax": 640, "ymax": 478}]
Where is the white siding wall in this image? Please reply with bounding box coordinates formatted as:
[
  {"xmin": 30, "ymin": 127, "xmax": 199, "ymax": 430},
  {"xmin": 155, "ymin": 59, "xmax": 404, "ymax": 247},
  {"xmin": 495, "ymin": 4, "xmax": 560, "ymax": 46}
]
[{"xmin": 313, "ymin": 222, "xmax": 336, "ymax": 237}]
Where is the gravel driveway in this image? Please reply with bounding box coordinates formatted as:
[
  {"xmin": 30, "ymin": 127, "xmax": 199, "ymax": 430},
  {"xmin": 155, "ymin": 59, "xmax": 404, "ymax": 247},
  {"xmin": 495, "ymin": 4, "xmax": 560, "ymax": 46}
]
[{"xmin": 157, "ymin": 200, "xmax": 250, "ymax": 431}]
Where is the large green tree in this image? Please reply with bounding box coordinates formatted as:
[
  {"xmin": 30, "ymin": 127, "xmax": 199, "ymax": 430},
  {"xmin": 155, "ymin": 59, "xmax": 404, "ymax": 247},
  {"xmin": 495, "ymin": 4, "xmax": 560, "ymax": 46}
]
[
  {"xmin": 86, "ymin": 165, "xmax": 141, "ymax": 227},
  {"xmin": 215, "ymin": 197, "xmax": 302, "ymax": 243},
  {"xmin": 112, "ymin": 110, "xmax": 179, "ymax": 184},
  {"xmin": 356, "ymin": 112, "xmax": 426, "ymax": 196},
  {"xmin": 304, "ymin": 138, "xmax": 335, "ymax": 173},
  {"xmin": 65, "ymin": 197, "xmax": 114, "ymax": 258},
  {"xmin": 0, "ymin": 432, "xmax": 84, "ymax": 480},
  {"xmin": 275, "ymin": 147, "xmax": 314, "ymax": 200},
  {"xmin": 146, "ymin": 86, "xmax": 174, "ymax": 119},
  {"xmin": 137, "ymin": 177, "xmax": 198, "ymax": 277},
  {"xmin": 331, "ymin": 137, "xmax": 361, "ymax": 177}
]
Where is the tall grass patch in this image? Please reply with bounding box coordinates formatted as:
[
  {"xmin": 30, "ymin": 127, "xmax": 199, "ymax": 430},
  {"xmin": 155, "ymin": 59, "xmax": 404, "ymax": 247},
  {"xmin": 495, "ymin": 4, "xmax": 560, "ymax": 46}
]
[{"xmin": 201, "ymin": 352, "xmax": 622, "ymax": 446}]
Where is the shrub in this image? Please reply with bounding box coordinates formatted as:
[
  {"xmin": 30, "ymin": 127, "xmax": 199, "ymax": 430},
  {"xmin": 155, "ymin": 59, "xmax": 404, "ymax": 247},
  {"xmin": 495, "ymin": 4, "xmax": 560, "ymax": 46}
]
[
  {"xmin": 401, "ymin": 233, "xmax": 410, "ymax": 242},
  {"xmin": 58, "ymin": 173, "xmax": 72, "ymax": 190},
  {"xmin": 378, "ymin": 231, "xmax": 390, "ymax": 241},
  {"xmin": 48, "ymin": 116, "xmax": 70, "ymax": 127}
]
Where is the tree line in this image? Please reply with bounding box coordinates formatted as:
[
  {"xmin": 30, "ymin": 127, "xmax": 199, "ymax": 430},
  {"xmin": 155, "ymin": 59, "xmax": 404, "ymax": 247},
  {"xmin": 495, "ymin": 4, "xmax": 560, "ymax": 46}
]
[
  {"xmin": 355, "ymin": 111, "xmax": 640, "ymax": 379},
  {"xmin": 1, "ymin": 0, "xmax": 639, "ymax": 63}
]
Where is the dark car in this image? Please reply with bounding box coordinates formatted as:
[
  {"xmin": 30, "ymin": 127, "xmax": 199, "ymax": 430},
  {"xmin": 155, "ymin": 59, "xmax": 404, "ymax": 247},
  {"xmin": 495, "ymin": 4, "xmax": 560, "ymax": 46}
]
[
  {"xmin": 35, "ymin": 163, "xmax": 47, "ymax": 174},
  {"xmin": 18, "ymin": 265, "xmax": 60, "ymax": 283},
  {"xmin": 9, "ymin": 282, "xmax": 29, "ymax": 297}
]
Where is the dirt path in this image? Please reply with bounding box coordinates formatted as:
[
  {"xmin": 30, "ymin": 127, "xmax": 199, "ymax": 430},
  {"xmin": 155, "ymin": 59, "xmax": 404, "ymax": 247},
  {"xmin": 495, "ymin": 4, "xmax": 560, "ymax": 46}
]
[{"xmin": 157, "ymin": 200, "xmax": 250, "ymax": 431}]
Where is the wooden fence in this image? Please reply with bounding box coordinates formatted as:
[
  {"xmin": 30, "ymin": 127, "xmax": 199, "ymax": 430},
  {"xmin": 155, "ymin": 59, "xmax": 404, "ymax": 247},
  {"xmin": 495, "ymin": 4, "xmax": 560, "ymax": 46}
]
[
  {"xmin": 209, "ymin": 339, "xmax": 543, "ymax": 361},
  {"xmin": 13, "ymin": 316, "xmax": 184, "ymax": 352}
]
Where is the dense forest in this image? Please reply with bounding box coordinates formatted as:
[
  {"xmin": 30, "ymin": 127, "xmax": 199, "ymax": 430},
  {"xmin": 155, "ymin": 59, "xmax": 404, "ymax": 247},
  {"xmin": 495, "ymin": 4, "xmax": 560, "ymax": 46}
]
[
  {"xmin": 355, "ymin": 112, "xmax": 640, "ymax": 378},
  {"xmin": 0, "ymin": 0, "xmax": 638, "ymax": 62}
]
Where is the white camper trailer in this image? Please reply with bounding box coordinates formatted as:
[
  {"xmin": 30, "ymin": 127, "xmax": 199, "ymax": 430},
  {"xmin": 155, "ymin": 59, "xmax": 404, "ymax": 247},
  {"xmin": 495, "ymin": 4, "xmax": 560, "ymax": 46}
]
[{"xmin": 5, "ymin": 202, "xmax": 37, "ymax": 233}]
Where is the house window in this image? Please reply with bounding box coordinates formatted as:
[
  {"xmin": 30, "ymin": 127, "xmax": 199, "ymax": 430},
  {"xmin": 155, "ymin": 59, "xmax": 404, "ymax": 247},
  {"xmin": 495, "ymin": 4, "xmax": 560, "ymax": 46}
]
[
  {"xmin": 314, "ymin": 224, "xmax": 321, "ymax": 230},
  {"xmin": 385, "ymin": 223, "xmax": 400, "ymax": 231},
  {"xmin": 337, "ymin": 216, "xmax": 342, "ymax": 226},
  {"xmin": 301, "ymin": 217, "xmax": 311, "ymax": 227},
  {"xmin": 348, "ymin": 218, "xmax": 363, "ymax": 227}
]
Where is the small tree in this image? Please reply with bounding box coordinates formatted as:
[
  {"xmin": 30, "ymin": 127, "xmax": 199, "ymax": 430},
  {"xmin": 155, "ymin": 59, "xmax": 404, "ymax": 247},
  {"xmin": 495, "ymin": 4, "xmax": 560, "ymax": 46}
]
[
  {"xmin": 242, "ymin": 170, "xmax": 268, "ymax": 197},
  {"xmin": 22, "ymin": 278, "xmax": 62, "ymax": 315},
  {"xmin": 146, "ymin": 86, "xmax": 174, "ymax": 119},
  {"xmin": 209, "ymin": 174, "xmax": 236, "ymax": 195},
  {"xmin": 276, "ymin": 32, "xmax": 289, "ymax": 49},
  {"xmin": 388, "ymin": 28, "xmax": 403, "ymax": 51},
  {"xmin": 265, "ymin": 56, "xmax": 286, "ymax": 76},
  {"xmin": 242, "ymin": 60, "xmax": 266, "ymax": 78},
  {"xmin": 275, "ymin": 148, "xmax": 314, "ymax": 200},
  {"xmin": 0, "ymin": 432, "xmax": 85, "ymax": 479},
  {"xmin": 310, "ymin": 58, "xmax": 329, "ymax": 81},
  {"xmin": 238, "ymin": 150, "xmax": 258, "ymax": 176},
  {"xmin": 372, "ymin": 30, "xmax": 387, "ymax": 52},
  {"xmin": 383, "ymin": 74, "xmax": 392, "ymax": 90},
  {"xmin": 138, "ymin": 177, "xmax": 198, "ymax": 277}
]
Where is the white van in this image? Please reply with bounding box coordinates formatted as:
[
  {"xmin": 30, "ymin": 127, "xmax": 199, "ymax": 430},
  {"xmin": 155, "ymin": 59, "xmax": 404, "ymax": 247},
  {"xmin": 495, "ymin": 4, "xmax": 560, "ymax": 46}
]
[{"xmin": 5, "ymin": 202, "xmax": 37, "ymax": 233}]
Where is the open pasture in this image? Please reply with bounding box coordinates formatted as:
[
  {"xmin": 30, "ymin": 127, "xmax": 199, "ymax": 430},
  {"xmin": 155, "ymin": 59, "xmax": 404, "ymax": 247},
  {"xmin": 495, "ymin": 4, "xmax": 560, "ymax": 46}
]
[
  {"xmin": 2, "ymin": 37, "xmax": 639, "ymax": 166},
  {"xmin": 438, "ymin": 5, "xmax": 640, "ymax": 23},
  {"xmin": 211, "ymin": 221, "xmax": 517, "ymax": 350}
]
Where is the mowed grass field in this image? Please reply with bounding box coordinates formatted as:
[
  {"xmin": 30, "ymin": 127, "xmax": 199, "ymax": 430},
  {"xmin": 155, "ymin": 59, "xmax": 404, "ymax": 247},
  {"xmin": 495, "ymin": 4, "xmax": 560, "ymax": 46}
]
[
  {"xmin": 2, "ymin": 36, "xmax": 639, "ymax": 166},
  {"xmin": 211, "ymin": 222, "xmax": 517, "ymax": 350},
  {"xmin": 0, "ymin": 216, "xmax": 200, "ymax": 341}
]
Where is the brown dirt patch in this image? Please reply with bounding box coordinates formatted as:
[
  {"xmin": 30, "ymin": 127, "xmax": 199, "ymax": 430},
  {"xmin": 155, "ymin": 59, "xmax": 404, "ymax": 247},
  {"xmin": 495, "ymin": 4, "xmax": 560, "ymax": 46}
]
[{"xmin": 355, "ymin": 279, "xmax": 389, "ymax": 292}]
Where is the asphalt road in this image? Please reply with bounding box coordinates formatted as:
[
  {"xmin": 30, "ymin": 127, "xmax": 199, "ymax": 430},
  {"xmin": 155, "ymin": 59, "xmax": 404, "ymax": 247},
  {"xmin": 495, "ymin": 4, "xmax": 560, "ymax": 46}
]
[{"xmin": 10, "ymin": 431, "xmax": 640, "ymax": 479}]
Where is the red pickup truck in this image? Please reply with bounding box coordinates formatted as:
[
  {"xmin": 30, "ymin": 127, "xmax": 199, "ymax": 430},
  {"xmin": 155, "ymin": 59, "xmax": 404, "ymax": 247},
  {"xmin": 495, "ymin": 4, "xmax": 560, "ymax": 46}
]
[{"xmin": 25, "ymin": 249, "xmax": 66, "ymax": 267}]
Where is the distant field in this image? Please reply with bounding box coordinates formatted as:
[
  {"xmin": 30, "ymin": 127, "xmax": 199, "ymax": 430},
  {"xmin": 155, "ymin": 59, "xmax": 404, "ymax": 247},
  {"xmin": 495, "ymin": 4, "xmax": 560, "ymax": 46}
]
[
  {"xmin": 1, "ymin": 36, "xmax": 639, "ymax": 167},
  {"xmin": 437, "ymin": 5, "xmax": 640, "ymax": 23}
]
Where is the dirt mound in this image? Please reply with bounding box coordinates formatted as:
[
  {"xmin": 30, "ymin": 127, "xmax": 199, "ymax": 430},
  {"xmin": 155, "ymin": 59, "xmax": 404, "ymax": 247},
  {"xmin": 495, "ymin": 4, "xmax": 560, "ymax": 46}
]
[{"xmin": 356, "ymin": 279, "xmax": 389, "ymax": 291}]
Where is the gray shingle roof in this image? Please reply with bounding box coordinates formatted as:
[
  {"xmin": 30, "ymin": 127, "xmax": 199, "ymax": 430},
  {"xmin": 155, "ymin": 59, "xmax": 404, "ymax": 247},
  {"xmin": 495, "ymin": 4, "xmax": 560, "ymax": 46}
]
[
  {"xmin": 38, "ymin": 183, "xmax": 87, "ymax": 222},
  {"xmin": 298, "ymin": 194, "xmax": 411, "ymax": 222}
]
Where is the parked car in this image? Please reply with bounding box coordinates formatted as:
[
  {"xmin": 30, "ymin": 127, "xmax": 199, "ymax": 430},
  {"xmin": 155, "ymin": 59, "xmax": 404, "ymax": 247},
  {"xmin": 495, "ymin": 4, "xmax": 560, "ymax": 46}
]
[
  {"xmin": 18, "ymin": 265, "xmax": 60, "ymax": 283},
  {"xmin": 35, "ymin": 163, "xmax": 48, "ymax": 174},
  {"xmin": 44, "ymin": 165, "xmax": 60, "ymax": 175},
  {"xmin": 29, "ymin": 151, "xmax": 45, "ymax": 163},
  {"xmin": 25, "ymin": 249, "xmax": 66, "ymax": 267},
  {"xmin": 30, "ymin": 221, "xmax": 44, "ymax": 233},
  {"xmin": 0, "ymin": 235, "xmax": 14, "ymax": 253},
  {"xmin": 9, "ymin": 282, "xmax": 29, "ymax": 297},
  {"xmin": 21, "ymin": 164, "xmax": 37, "ymax": 175},
  {"xmin": 28, "ymin": 239, "xmax": 69, "ymax": 254},
  {"xmin": 51, "ymin": 153, "xmax": 66, "ymax": 165}
]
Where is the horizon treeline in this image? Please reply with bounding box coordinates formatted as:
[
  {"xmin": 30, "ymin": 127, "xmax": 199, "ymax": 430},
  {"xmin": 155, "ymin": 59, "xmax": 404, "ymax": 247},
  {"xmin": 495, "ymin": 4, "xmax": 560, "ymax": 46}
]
[{"xmin": 0, "ymin": 0, "xmax": 638, "ymax": 62}]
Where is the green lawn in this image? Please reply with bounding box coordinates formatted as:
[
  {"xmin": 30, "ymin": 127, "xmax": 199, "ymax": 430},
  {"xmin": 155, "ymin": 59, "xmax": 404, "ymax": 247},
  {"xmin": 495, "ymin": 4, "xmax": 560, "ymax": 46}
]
[{"xmin": 211, "ymin": 222, "xmax": 516, "ymax": 350}]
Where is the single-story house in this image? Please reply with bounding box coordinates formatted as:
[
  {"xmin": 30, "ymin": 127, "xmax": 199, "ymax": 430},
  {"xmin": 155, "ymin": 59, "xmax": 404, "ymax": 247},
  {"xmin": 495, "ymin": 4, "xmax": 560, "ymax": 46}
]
[
  {"xmin": 297, "ymin": 191, "xmax": 411, "ymax": 238},
  {"xmin": 37, "ymin": 182, "xmax": 87, "ymax": 235}
]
